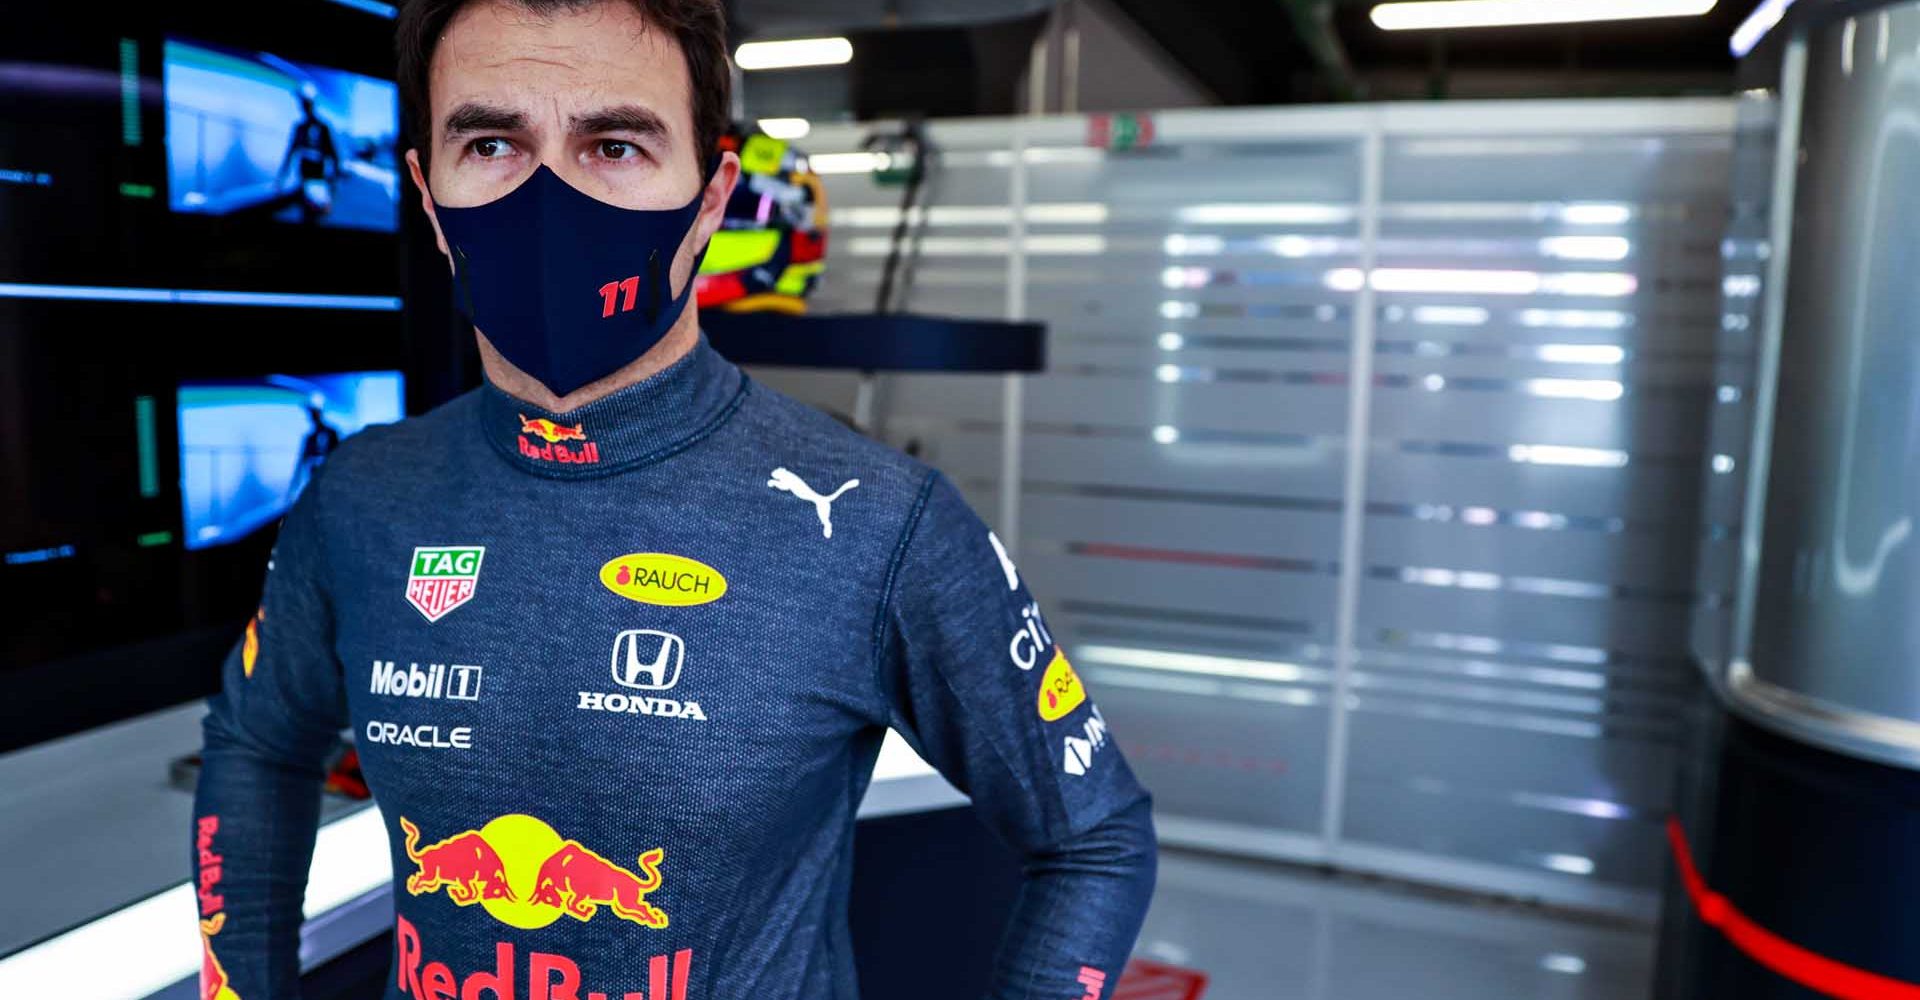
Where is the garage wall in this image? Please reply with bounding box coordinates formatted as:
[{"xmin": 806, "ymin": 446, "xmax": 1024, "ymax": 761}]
[{"xmin": 749, "ymin": 99, "xmax": 1735, "ymax": 919}]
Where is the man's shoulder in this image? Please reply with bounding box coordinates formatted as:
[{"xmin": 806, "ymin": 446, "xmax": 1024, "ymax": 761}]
[
  {"xmin": 308, "ymin": 388, "xmax": 480, "ymax": 491},
  {"xmin": 728, "ymin": 376, "xmax": 936, "ymax": 505}
]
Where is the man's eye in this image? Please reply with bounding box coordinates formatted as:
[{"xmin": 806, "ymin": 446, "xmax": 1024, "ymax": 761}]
[
  {"xmin": 470, "ymin": 138, "xmax": 513, "ymax": 159},
  {"xmin": 598, "ymin": 140, "xmax": 639, "ymax": 161}
]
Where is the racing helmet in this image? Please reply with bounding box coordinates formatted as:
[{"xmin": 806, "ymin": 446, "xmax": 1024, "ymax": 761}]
[{"xmin": 695, "ymin": 124, "xmax": 827, "ymax": 314}]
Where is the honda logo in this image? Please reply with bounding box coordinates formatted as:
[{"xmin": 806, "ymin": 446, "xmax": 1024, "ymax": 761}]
[{"xmin": 610, "ymin": 630, "xmax": 684, "ymax": 690}]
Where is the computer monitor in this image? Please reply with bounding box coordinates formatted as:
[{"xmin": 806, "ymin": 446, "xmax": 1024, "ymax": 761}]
[
  {"xmin": 178, "ymin": 370, "xmax": 403, "ymax": 551},
  {"xmin": 164, "ymin": 36, "xmax": 401, "ymax": 233}
]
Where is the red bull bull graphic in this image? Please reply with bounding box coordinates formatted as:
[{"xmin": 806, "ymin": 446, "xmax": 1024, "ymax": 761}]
[
  {"xmin": 518, "ymin": 415, "xmax": 588, "ymax": 444},
  {"xmin": 401, "ymin": 816, "xmax": 516, "ymax": 905},
  {"xmin": 400, "ymin": 814, "xmax": 669, "ymax": 930},
  {"xmin": 395, "ymin": 914, "xmax": 693, "ymax": 1000},
  {"xmin": 241, "ymin": 607, "xmax": 264, "ymax": 678},
  {"xmin": 201, "ymin": 914, "xmax": 239, "ymax": 1000},
  {"xmin": 532, "ymin": 842, "xmax": 668, "ymax": 928},
  {"xmin": 518, "ymin": 413, "xmax": 601, "ymax": 465}
]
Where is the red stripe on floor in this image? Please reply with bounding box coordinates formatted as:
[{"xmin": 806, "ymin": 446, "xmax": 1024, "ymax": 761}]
[
  {"xmin": 1667, "ymin": 816, "xmax": 1920, "ymax": 999},
  {"xmin": 1114, "ymin": 958, "xmax": 1209, "ymax": 1000}
]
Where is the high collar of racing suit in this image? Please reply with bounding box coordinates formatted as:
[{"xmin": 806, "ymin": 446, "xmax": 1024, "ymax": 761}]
[{"xmin": 476, "ymin": 328, "xmax": 748, "ymax": 480}]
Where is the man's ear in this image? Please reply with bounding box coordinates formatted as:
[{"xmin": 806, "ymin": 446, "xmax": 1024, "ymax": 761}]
[
  {"xmin": 691, "ymin": 150, "xmax": 741, "ymax": 248},
  {"xmin": 405, "ymin": 148, "xmax": 453, "ymax": 273}
]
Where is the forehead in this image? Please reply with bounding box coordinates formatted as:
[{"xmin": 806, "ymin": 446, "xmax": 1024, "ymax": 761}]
[{"xmin": 431, "ymin": 0, "xmax": 691, "ymax": 127}]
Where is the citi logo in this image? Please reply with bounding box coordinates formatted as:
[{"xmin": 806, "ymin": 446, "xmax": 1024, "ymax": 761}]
[
  {"xmin": 372, "ymin": 660, "xmax": 483, "ymax": 701},
  {"xmin": 611, "ymin": 630, "xmax": 683, "ymax": 690},
  {"xmin": 1008, "ymin": 601, "xmax": 1054, "ymax": 671},
  {"xmin": 1062, "ymin": 706, "xmax": 1110, "ymax": 777}
]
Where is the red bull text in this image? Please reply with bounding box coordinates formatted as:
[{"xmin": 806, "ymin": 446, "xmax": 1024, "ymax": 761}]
[{"xmin": 395, "ymin": 914, "xmax": 693, "ymax": 1000}]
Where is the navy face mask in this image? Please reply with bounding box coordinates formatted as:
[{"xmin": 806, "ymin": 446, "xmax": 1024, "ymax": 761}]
[{"xmin": 433, "ymin": 163, "xmax": 714, "ymax": 397}]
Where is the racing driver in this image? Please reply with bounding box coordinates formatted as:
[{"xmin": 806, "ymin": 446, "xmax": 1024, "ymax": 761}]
[{"xmin": 189, "ymin": 0, "xmax": 1158, "ymax": 997}]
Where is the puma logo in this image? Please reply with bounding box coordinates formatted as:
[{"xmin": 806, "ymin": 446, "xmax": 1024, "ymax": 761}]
[{"xmin": 767, "ymin": 467, "xmax": 860, "ymax": 539}]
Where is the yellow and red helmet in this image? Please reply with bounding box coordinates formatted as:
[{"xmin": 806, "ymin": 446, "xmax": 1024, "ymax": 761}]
[{"xmin": 696, "ymin": 125, "xmax": 827, "ymax": 315}]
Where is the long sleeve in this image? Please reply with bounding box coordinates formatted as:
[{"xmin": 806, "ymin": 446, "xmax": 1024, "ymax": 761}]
[
  {"xmin": 190, "ymin": 471, "xmax": 349, "ymax": 1000},
  {"xmin": 875, "ymin": 470, "xmax": 1158, "ymax": 999}
]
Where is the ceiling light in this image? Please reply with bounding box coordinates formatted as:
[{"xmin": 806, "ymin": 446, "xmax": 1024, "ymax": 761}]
[
  {"xmin": 735, "ymin": 37, "xmax": 853, "ymax": 71},
  {"xmin": 1372, "ymin": 0, "xmax": 1716, "ymax": 32},
  {"xmin": 1732, "ymin": 0, "xmax": 1795, "ymax": 56},
  {"xmin": 756, "ymin": 117, "xmax": 811, "ymax": 139}
]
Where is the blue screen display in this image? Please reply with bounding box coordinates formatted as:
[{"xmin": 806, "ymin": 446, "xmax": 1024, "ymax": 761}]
[
  {"xmin": 178, "ymin": 372, "xmax": 403, "ymax": 551},
  {"xmin": 164, "ymin": 37, "xmax": 400, "ymax": 232}
]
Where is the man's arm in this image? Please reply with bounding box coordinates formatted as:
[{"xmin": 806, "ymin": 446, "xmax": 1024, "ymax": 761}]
[
  {"xmin": 191, "ymin": 469, "xmax": 348, "ymax": 999},
  {"xmin": 876, "ymin": 470, "xmax": 1157, "ymax": 999}
]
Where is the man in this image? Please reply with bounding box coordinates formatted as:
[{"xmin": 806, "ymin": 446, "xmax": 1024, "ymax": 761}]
[
  {"xmin": 287, "ymin": 398, "xmax": 340, "ymax": 501},
  {"xmin": 190, "ymin": 1, "xmax": 1156, "ymax": 998},
  {"xmin": 277, "ymin": 82, "xmax": 339, "ymax": 224}
]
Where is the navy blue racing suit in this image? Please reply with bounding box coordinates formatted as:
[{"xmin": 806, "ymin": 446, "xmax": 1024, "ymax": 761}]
[{"xmin": 190, "ymin": 331, "xmax": 1158, "ymax": 999}]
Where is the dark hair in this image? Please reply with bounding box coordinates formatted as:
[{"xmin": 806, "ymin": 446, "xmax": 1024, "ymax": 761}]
[{"xmin": 396, "ymin": 0, "xmax": 730, "ymax": 174}]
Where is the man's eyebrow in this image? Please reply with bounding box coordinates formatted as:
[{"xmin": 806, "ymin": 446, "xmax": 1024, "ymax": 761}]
[
  {"xmin": 568, "ymin": 105, "xmax": 670, "ymax": 139},
  {"xmin": 442, "ymin": 102, "xmax": 528, "ymax": 139}
]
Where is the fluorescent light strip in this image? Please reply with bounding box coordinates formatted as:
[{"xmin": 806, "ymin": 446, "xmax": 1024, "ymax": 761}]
[
  {"xmin": 1509, "ymin": 444, "xmax": 1630, "ymax": 467},
  {"xmin": 1732, "ymin": 0, "xmax": 1796, "ymax": 57},
  {"xmin": 1540, "ymin": 236, "xmax": 1631, "ymax": 261},
  {"xmin": 830, "ymin": 203, "xmax": 1108, "ymax": 227},
  {"xmin": 1324, "ymin": 268, "xmax": 1637, "ymax": 297},
  {"xmin": 735, "ymin": 36, "xmax": 852, "ymax": 70},
  {"xmin": 755, "ymin": 117, "xmax": 810, "ymax": 140},
  {"xmin": 845, "ymin": 235, "xmax": 1107, "ymax": 256},
  {"xmin": 809, "ymin": 151, "xmax": 892, "ymax": 175},
  {"xmin": 1176, "ymin": 203, "xmax": 1356, "ymax": 225},
  {"xmin": 0, "ymin": 283, "xmax": 401, "ymax": 311},
  {"xmin": 0, "ymin": 807, "xmax": 392, "ymax": 999},
  {"xmin": 324, "ymin": 0, "xmax": 397, "ymax": 18},
  {"xmin": 1075, "ymin": 643, "xmax": 1329, "ymax": 685},
  {"xmin": 1372, "ymin": 0, "xmax": 1717, "ymax": 31}
]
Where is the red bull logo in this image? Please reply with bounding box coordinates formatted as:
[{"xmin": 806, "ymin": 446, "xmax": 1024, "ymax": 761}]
[
  {"xmin": 201, "ymin": 914, "xmax": 238, "ymax": 1000},
  {"xmin": 196, "ymin": 816, "xmax": 241, "ymax": 1000},
  {"xmin": 396, "ymin": 913, "xmax": 693, "ymax": 1000},
  {"xmin": 401, "ymin": 817, "xmax": 516, "ymax": 905},
  {"xmin": 518, "ymin": 415, "xmax": 588, "ymax": 444},
  {"xmin": 196, "ymin": 815, "xmax": 226, "ymax": 917},
  {"xmin": 400, "ymin": 814, "xmax": 669, "ymax": 930},
  {"xmin": 518, "ymin": 414, "xmax": 601, "ymax": 465}
]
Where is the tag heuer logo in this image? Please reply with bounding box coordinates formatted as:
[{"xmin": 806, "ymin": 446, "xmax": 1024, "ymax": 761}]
[{"xmin": 406, "ymin": 546, "xmax": 485, "ymax": 623}]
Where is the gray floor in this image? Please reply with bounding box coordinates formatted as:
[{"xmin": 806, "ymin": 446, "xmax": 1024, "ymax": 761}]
[{"xmin": 1135, "ymin": 849, "xmax": 1656, "ymax": 1000}]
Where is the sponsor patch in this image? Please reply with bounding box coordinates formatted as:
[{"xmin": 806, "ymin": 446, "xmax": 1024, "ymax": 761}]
[
  {"xmin": 598, "ymin": 552, "xmax": 727, "ymax": 606},
  {"xmin": 406, "ymin": 546, "xmax": 485, "ymax": 622},
  {"xmin": 1038, "ymin": 649, "xmax": 1087, "ymax": 722}
]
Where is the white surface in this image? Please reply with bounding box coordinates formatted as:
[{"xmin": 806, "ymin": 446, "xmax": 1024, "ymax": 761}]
[{"xmin": 0, "ymin": 706, "xmax": 954, "ymax": 999}]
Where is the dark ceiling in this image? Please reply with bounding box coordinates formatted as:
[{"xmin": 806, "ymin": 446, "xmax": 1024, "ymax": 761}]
[
  {"xmin": 1109, "ymin": 0, "xmax": 1756, "ymax": 104},
  {"xmin": 729, "ymin": 0, "xmax": 1763, "ymax": 120}
]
